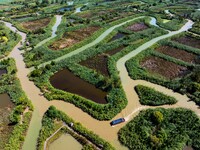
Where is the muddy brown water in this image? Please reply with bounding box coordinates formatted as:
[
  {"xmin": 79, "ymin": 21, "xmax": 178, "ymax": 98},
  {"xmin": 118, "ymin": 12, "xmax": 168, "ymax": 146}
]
[
  {"xmin": 0, "ymin": 93, "xmax": 13, "ymax": 109},
  {"xmin": 0, "ymin": 69, "xmax": 7, "ymax": 76},
  {"xmin": 50, "ymin": 69, "xmax": 107, "ymax": 104}
]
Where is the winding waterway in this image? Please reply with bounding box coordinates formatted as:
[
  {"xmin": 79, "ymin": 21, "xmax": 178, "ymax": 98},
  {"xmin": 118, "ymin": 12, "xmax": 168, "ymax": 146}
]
[{"xmin": 1, "ymin": 14, "xmax": 199, "ymax": 150}]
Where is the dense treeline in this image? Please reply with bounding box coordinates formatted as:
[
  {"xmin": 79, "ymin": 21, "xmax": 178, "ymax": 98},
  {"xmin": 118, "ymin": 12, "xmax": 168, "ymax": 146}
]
[
  {"xmin": 135, "ymin": 85, "xmax": 177, "ymax": 106},
  {"xmin": 37, "ymin": 106, "xmax": 115, "ymax": 150},
  {"xmin": 118, "ymin": 108, "xmax": 200, "ymax": 150},
  {"xmin": 0, "ymin": 58, "xmax": 33, "ymax": 149}
]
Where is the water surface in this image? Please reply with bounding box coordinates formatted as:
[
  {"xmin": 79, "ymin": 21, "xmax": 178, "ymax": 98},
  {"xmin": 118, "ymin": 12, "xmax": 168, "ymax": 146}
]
[{"xmin": 50, "ymin": 69, "xmax": 107, "ymax": 104}]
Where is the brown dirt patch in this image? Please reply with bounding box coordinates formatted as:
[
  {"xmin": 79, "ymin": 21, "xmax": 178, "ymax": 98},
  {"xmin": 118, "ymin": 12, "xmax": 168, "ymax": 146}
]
[
  {"xmin": 126, "ymin": 22, "xmax": 148, "ymax": 32},
  {"xmin": 0, "ymin": 102, "xmax": 14, "ymax": 149},
  {"xmin": 80, "ymin": 46, "xmax": 125, "ymax": 76},
  {"xmin": 156, "ymin": 46, "xmax": 199, "ymax": 64},
  {"xmin": 173, "ymin": 36, "xmax": 200, "ymax": 49},
  {"xmin": 49, "ymin": 26, "xmax": 100, "ymax": 50},
  {"xmin": 105, "ymin": 46, "xmax": 125, "ymax": 55},
  {"xmin": 80, "ymin": 54, "xmax": 109, "ymax": 76},
  {"xmin": 21, "ymin": 18, "xmax": 51, "ymax": 31},
  {"xmin": 140, "ymin": 56, "xmax": 190, "ymax": 79}
]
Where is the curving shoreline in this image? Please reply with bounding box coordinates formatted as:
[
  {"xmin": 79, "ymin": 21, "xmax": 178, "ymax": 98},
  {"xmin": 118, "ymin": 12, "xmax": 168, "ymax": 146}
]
[{"xmin": 1, "ymin": 15, "xmax": 199, "ymax": 150}]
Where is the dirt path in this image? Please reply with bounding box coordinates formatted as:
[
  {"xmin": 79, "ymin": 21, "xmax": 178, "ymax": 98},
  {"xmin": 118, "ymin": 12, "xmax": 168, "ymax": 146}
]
[{"xmin": 1, "ymin": 16, "xmax": 199, "ymax": 150}]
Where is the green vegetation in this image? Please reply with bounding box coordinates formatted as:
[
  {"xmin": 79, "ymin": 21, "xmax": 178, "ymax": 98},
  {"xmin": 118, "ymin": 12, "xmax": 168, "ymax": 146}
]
[
  {"xmin": 0, "ymin": 22, "xmax": 21, "ymax": 57},
  {"xmin": 126, "ymin": 36, "xmax": 200, "ymax": 106},
  {"xmin": 28, "ymin": 16, "xmax": 167, "ymax": 120},
  {"xmin": 0, "ymin": 58, "xmax": 33, "ymax": 149},
  {"xmin": 135, "ymin": 85, "xmax": 177, "ymax": 106},
  {"xmin": 118, "ymin": 108, "xmax": 200, "ymax": 150},
  {"xmin": 37, "ymin": 106, "xmax": 115, "ymax": 150}
]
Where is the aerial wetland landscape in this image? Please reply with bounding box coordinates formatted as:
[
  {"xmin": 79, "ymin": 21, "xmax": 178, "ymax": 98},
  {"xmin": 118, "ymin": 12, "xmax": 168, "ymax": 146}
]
[{"xmin": 0, "ymin": 0, "xmax": 200, "ymax": 150}]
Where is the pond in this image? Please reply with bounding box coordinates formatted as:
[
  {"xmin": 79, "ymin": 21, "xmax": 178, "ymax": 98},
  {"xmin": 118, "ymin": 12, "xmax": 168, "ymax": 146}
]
[
  {"xmin": 109, "ymin": 33, "xmax": 125, "ymax": 42},
  {"xmin": 0, "ymin": 93, "xmax": 13, "ymax": 109},
  {"xmin": 57, "ymin": 6, "xmax": 74, "ymax": 12},
  {"xmin": 0, "ymin": 69, "xmax": 6, "ymax": 76},
  {"xmin": 50, "ymin": 69, "xmax": 108, "ymax": 104},
  {"xmin": 49, "ymin": 134, "xmax": 82, "ymax": 150}
]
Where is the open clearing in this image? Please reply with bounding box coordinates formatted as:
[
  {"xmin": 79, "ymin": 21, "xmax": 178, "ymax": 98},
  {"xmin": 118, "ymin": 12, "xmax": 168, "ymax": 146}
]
[
  {"xmin": 0, "ymin": 93, "xmax": 14, "ymax": 149},
  {"xmin": 156, "ymin": 46, "xmax": 199, "ymax": 64},
  {"xmin": 49, "ymin": 26, "xmax": 100, "ymax": 50},
  {"xmin": 140, "ymin": 56, "xmax": 190, "ymax": 79},
  {"xmin": 126, "ymin": 22, "xmax": 148, "ymax": 32},
  {"xmin": 21, "ymin": 18, "xmax": 51, "ymax": 31},
  {"xmin": 173, "ymin": 36, "xmax": 200, "ymax": 49},
  {"xmin": 80, "ymin": 46, "xmax": 125, "ymax": 76}
]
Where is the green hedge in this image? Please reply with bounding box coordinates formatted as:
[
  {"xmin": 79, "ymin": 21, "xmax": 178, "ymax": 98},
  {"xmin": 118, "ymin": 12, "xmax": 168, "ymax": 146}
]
[
  {"xmin": 118, "ymin": 108, "xmax": 200, "ymax": 150},
  {"xmin": 135, "ymin": 85, "xmax": 177, "ymax": 106},
  {"xmin": 0, "ymin": 22, "xmax": 21, "ymax": 57},
  {"xmin": 0, "ymin": 58, "xmax": 33, "ymax": 149},
  {"xmin": 37, "ymin": 106, "xmax": 115, "ymax": 150}
]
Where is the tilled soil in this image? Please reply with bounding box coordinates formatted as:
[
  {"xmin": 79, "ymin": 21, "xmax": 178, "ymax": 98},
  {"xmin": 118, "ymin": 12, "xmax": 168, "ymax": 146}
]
[
  {"xmin": 49, "ymin": 26, "xmax": 100, "ymax": 50},
  {"xmin": 126, "ymin": 22, "xmax": 148, "ymax": 32},
  {"xmin": 140, "ymin": 56, "xmax": 190, "ymax": 79},
  {"xmin": 173, "ymin": 36, "xmax": 200, "ymax": 49},
  {"xmin": 156, "ymin": 46, "xmax": 199, "ymax": 64},
  {"xmin": 80, "ymin": 54, "xmax": 109, "ymax": 76},
  {"xmin": 21, "ymin": 18, "xmax": 51, "ymax": 31}
]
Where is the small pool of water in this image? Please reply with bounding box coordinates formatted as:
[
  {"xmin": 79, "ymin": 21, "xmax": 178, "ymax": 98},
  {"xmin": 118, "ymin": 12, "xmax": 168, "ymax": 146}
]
[
  {"xmin": 0, "ymin": 93, "xmax": 13, "ymax": 109},
  {"xmin": 0, "ymin": 69, "xmax": 6, "ymax": 76},
  {"xmin": 50, "ymin": 69, "xmax": 108, "ymax": 104},
  {"xmin": 57, "ymin": 7, "xmax": 73, "ymax": 12},
  {"xmin": 109, "ymin": 33, "xmax": 125, "ymax": 42},
  {"xmin": 49, "ymin": 134, "xmax": 82, "ymax": 150}
]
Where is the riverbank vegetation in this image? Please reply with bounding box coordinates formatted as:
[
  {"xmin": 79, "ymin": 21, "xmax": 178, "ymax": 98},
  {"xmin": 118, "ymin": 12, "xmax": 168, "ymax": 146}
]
[
  {"xmin": 28, "ymin": 16, "xmax": 167, "ymax": 120},
  {"xmin": 0, "ymin": 58, "xmax": 33, "ymax": 150},
  {"xmin": 37, "ymin": 106, "xmax": 114, "ymax": 150},
  {"xmin": 135, "ymin": 85, "xmax": 177, "ymax": 106},
  {"xmin": 126, "ymin": 35, "xmax": 200, "ymax": 105},
  {"xmin": 118, "ymin": 108, "xmax": 200, "ymax": 150},
  {"xmin": 0, "ymin": 22, "xmax": 21, "ymax": 58}
]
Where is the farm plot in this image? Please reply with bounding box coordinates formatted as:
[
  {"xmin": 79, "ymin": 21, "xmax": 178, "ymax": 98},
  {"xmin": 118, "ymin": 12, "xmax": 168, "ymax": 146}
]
[
  {"xmin": 126, "ymin": 22, "xmax": 148, "ymax": 32},
  {"xmin": 140, "ymin": 56, "xmax": 190, "ymax": 79},
  {"xmin": 49, "ymin": 26, "xmax": 100, "ymax": 50},
  {"xmin": 21, "ymin": 18, "xmax": 51, "ymax": 31},
  {"xmin": 155, "ymin": 46, "xmax": 199, "ymax": 64},
  {"xmin": 80, "ymin": 46, "xmax": 125, "ymax": 76},
  {"xmin": 173, "ymin": 36, "xmax": 200, "ymax": 49},
  {"xmin": 0, "ymin": 94, "xmax": 14, "ymax": 149}
]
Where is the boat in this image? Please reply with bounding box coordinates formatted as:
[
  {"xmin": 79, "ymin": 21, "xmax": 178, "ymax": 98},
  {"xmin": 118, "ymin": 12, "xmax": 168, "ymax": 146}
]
[{"xmin": 110, "ymin": 118, "xmax": 125, "ymax": 126}]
